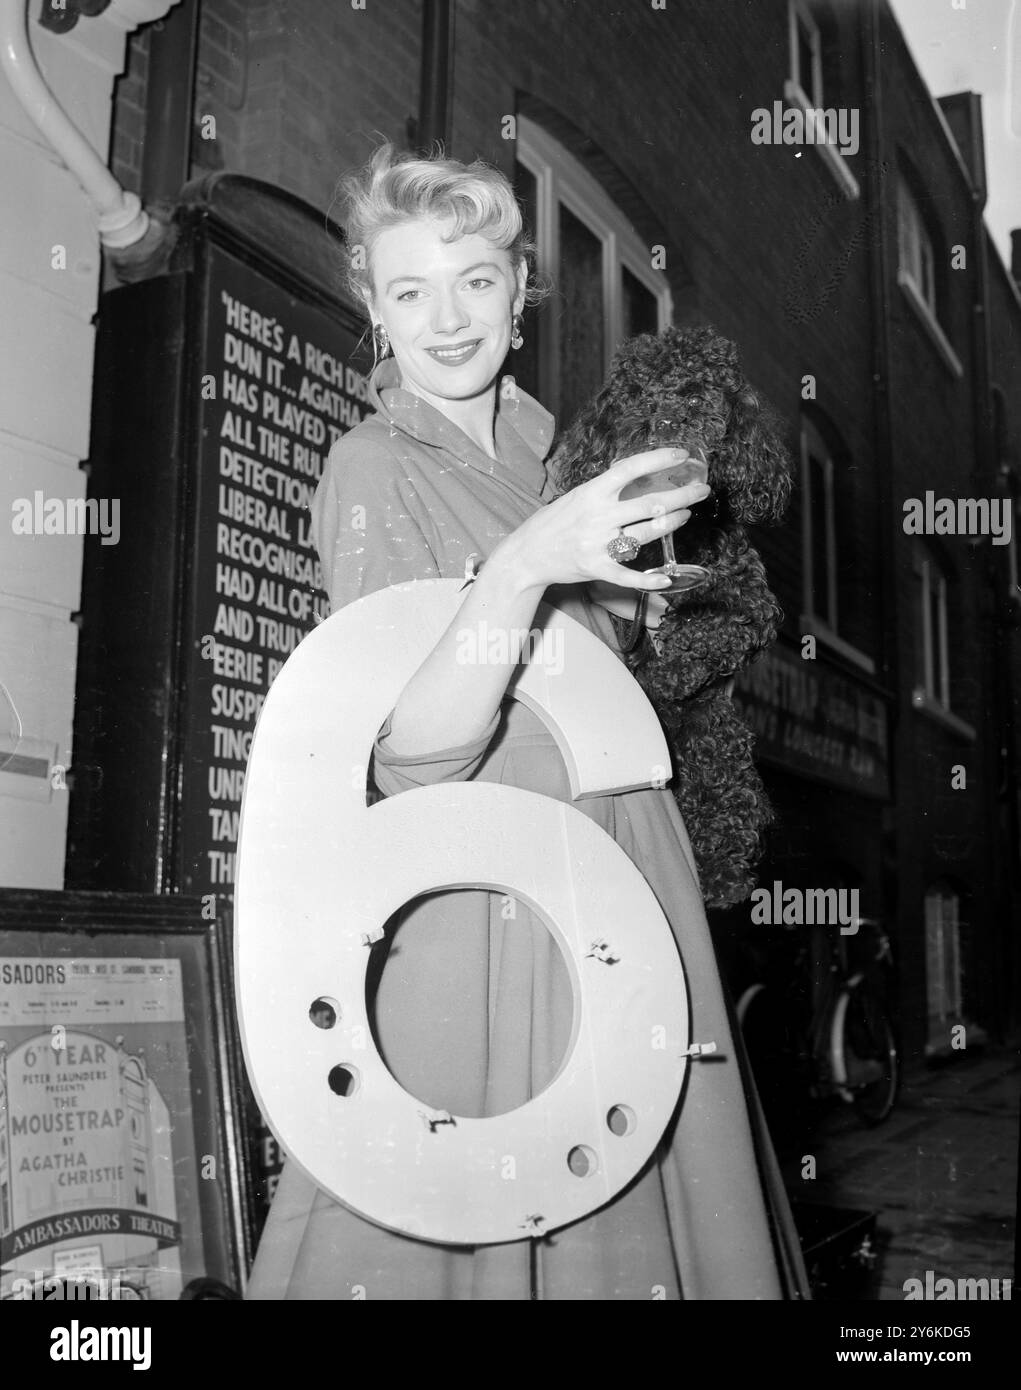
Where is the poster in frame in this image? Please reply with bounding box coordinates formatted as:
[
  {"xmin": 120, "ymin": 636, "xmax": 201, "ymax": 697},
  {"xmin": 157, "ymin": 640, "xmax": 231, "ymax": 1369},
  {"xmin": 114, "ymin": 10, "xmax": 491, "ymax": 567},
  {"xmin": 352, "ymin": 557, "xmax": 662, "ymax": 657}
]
[{"xmin": 0, "ymin": 890, "xmax": 250, "ymax": 1301}]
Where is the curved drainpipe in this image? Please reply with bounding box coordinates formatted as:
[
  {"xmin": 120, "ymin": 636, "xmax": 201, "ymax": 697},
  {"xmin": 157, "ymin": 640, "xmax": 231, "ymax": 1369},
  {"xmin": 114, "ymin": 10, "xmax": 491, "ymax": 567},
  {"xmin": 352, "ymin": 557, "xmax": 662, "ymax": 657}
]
[{"xmin": 0, "ymin": 0, "xmax": 158, "ymax": 251}]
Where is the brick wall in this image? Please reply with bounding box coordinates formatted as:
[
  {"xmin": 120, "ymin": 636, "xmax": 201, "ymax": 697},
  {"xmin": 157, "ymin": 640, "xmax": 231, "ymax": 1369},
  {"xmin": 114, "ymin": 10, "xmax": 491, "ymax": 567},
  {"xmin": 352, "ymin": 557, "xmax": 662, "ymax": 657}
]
[
  {"xmin": 109, "ymin": 24, "xmax": 149, "ymax": 192},
  {"xmin": 872, "ymin": 5, "xmax": 1007, "ymax": 1048},
  {"xmin": 191, "ymin": 0, "xmax": 422, "ymax": 204}
]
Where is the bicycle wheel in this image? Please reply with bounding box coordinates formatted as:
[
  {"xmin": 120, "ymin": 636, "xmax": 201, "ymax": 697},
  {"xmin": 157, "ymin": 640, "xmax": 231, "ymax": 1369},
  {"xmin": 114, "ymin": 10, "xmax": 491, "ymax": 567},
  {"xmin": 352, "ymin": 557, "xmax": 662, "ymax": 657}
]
[{"xmin": 837, "ymin": 987, "xmax": 899, "ymax": 1125}]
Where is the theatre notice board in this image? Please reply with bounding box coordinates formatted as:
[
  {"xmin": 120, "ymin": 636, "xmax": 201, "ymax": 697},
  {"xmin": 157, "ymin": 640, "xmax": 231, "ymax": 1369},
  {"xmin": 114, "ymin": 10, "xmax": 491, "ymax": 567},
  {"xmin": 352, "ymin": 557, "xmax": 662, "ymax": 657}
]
[
  {"xmin": 68, "ymin": 177, "xmax": 371, "ymax": 899},
  {"xmin": 178, "ymin": 243, "xmax": 368, "ymax": 898}
]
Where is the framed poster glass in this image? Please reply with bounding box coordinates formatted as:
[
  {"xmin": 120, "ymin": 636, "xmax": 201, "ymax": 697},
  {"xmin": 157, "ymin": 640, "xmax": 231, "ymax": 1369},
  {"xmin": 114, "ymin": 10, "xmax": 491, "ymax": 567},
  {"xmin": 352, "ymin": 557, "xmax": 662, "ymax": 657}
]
[{"xmin": 0, "ymin": 891, "xmax": 248, "ymax": 1301}]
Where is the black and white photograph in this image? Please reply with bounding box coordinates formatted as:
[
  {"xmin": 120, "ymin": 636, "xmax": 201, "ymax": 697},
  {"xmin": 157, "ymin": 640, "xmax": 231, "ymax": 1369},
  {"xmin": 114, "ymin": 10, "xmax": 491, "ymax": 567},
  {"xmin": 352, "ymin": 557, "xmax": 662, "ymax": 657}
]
[{"xmin": 0, "ymin": 0, "xmax": 1018, "ymax": 1359}]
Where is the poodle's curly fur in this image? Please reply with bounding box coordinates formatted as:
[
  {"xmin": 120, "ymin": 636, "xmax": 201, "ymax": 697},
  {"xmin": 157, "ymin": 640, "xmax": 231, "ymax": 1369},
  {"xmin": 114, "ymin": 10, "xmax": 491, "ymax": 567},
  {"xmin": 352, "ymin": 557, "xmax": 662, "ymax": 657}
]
[{"xmin": 548, "ymin": 325, "xmax": 792, "ymax": 908}]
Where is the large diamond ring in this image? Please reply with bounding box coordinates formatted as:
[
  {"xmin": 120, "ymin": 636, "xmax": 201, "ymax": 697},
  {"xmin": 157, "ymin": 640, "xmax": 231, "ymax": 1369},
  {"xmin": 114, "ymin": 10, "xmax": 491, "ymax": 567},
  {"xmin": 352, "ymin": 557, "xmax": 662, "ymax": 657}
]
[{"xmin": 607, "ymin": 529, "xmax": 641, "ymax": 563}]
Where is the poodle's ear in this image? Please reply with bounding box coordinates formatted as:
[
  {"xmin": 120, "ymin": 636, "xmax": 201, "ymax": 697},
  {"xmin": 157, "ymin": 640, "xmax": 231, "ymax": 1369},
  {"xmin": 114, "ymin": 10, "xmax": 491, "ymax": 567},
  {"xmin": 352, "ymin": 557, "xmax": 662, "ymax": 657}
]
[
  {"xmin": 548, "ymin": 383, "xmax": 657, "ymax": 495},
  {"xmin": 547, "ymin": 388, "xmax": 619, "ymax": 494},
  {"xmin": 714, "ymin": 391, "xmax": 793, "ymax": 525}
]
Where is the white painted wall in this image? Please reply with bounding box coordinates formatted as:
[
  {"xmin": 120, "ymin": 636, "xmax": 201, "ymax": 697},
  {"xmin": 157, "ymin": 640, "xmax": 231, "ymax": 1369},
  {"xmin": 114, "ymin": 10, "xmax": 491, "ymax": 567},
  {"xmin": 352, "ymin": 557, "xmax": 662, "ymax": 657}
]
[{"xmin": 0, "ymin": 1, "xmax": 176, "ymax": 887}]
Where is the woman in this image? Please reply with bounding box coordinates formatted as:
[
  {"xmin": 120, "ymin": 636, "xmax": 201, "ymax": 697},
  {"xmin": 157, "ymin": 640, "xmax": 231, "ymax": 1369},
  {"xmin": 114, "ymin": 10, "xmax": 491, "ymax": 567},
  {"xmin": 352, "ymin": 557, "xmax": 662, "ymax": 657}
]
[{"xmin": 247, "ymin": 144, "xmax": 807, "ymax": 1301}]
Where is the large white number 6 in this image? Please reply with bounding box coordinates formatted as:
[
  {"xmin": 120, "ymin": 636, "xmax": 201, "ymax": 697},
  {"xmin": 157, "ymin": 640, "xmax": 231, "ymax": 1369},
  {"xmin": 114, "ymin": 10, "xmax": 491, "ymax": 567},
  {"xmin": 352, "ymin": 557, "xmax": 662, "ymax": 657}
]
[{"xmin": 235, "ymin": 579, "xmax": 689, "ymax": 1245}]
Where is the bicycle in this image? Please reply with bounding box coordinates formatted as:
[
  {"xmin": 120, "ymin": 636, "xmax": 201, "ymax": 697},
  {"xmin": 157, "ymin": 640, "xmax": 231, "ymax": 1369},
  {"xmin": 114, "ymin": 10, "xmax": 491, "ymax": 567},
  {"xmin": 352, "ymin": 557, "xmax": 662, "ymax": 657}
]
[{"xmin": 736, "ymin": 917, "xmax": 899, "ymax": 1131}]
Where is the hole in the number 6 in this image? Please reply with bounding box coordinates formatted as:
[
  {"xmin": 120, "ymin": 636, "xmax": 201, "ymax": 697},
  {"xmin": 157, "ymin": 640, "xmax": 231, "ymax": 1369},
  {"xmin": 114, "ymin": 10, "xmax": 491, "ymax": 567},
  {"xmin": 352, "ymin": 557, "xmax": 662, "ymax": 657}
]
[
  {"xmin": 367, "ymin": 890, "xmax": 574, "ymax": 1118},
  {"xmin": 567, "ymin": 1145, "xmax": 598, "ymax": 1178},
  {"xmin": 606, "ymin": 1104, "xmax": 636, "ymax": 1137},
  {"xmin": 327, "ymin": 1064, "xmax": 360, "ymax": 1097},
  {"xmin": 309, "ymin": 997, "xmax": 339, "ymax": 1029}
]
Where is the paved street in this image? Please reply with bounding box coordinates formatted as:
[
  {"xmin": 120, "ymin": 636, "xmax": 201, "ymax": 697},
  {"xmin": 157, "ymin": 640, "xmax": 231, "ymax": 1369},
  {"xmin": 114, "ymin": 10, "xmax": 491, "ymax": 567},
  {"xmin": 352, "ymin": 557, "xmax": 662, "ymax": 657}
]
[{"xmin": 778, "ymin": 1040, "xmax": 1019, "ymax": 1300}]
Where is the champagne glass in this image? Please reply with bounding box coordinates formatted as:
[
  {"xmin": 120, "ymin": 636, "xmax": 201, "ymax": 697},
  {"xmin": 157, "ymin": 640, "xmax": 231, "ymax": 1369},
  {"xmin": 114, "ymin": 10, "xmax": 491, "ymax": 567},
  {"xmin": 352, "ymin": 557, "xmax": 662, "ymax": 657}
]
[{"xmin": 617, "ymin": 439, "xmax": 711, "ymax": 595}]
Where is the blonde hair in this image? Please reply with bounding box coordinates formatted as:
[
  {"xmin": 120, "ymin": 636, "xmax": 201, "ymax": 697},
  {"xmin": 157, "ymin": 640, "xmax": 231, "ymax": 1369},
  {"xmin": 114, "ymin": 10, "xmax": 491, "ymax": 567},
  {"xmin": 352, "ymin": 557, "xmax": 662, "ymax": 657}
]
[{"xmin": 337, "ymin": 142, "xmax": 545, "ymax": 311}]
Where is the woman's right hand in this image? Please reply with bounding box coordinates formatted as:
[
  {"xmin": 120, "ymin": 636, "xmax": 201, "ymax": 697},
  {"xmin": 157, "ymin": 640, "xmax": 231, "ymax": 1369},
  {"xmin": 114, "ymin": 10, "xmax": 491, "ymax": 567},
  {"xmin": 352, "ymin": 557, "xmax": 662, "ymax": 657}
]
[{"xmin": 491, "ymin": 447, "xmax": 712, "ymax": 593}]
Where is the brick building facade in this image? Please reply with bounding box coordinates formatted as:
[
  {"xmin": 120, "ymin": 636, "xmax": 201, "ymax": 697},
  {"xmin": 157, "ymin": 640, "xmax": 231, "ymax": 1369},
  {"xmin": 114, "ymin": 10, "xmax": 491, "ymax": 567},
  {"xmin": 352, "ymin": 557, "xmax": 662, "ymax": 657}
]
[{"xmin": 95, "ymin": 0, "xmax": 1020, "ymax": 1064}]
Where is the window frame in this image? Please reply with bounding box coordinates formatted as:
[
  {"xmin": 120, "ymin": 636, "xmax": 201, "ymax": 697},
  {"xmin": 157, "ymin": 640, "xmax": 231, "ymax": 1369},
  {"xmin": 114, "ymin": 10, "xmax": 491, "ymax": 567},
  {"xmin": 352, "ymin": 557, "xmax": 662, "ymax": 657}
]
[
  {"xmin": 788, "ymin": 0, "xmax": 824, "ymax": 108},
  {"xmin": 914, "ymin": 548, "xmax": 950, "ymax": 710},
  {"xmin": 801, "ymin": 420, "xmax": 838, "ymax": 630},
  {"xmin": 911, "ymin": 547, "xmax": 975, "ymax": 737},
  {"xmin": 924, "ymin": 884, "xmax": 963, "ymax": 1027},
  {"xmin": 897, "ymin": 179, "xmax": 936, "ymax": 312},
  {"xmin": 896, "ymin": 175, "xmax": 962, "ymax": 377},
  {"xmin": 784, "ymin": 1, "xmax": 860, "ymax": 200},
  {"xmin": 516, "ymin": 115, "xmax": 673, "ymax": 418},
  {"xmin": 798, "ymin": 416, "xmax": 875, "ymax": 673}
]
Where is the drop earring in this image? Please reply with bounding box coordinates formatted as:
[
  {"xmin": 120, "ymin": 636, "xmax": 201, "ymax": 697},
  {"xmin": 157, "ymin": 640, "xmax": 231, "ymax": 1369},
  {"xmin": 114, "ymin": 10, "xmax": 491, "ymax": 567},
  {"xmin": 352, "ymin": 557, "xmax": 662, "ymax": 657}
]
[
  {"xmin": 510, "ymin": 312, "xmax": 524, "ymax": 351},
  {"xmin": 373, "ymin": 323, "xmax": 390, "ymax": 358}
]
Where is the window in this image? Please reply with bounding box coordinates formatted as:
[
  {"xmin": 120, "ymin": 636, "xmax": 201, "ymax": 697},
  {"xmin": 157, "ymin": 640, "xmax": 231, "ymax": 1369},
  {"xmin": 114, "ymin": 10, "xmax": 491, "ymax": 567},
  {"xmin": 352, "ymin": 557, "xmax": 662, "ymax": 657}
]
[
  {"xmin": 789, "ymin": 0, "xmax": 823, "ymax": 107},
  {"xmin": 913, "ymin": 548, "xmax": 950, "ymax": 711},
  {"xmin": 515, "ymin": 116, "xmax": 672, "ymax": 425},
  {"xmin": 784, "ymin": 1, "xmax": 859, "ymax": 198},
  {"xmin": 801, "ymin": 417, "xmax": 837, "ymax": 627},
  {"xmin": 898, "ymin": 179, "xmax": 936, "ymax": 314},
  {"xmin": 799, "ymin": 414, "xmax": 876, "ymax": 671},
  {"xmin": 896, "ymin": 173, "xmax": 962, "ymax": 376},
  {"xmin": 924, "ymin": 884, "xmax": 962, "ymax": 1026},
  {"xmin": 911, "ymin": 546, "xmax": 976, "ymax": 736}
]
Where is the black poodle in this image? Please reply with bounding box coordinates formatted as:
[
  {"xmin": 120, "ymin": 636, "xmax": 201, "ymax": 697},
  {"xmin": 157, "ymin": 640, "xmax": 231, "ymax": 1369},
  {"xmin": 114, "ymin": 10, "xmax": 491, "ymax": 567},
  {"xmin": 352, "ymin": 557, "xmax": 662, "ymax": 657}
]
[{"xmin": 548, "ymin": 325, "xmax": 792, "ymax": 908}]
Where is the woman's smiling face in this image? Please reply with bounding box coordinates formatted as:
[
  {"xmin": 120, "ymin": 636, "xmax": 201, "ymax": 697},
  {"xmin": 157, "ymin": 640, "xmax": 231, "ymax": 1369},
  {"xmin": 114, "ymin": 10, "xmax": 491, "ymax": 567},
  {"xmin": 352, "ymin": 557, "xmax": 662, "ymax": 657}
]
[{"xmin": 367, "ymin": 217, "xmax": 526, "ymax": 404}]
